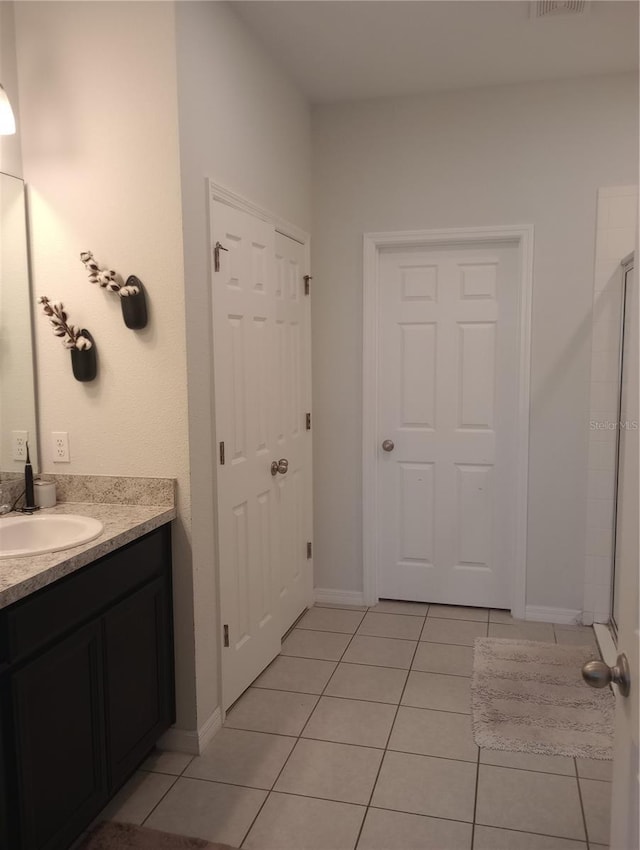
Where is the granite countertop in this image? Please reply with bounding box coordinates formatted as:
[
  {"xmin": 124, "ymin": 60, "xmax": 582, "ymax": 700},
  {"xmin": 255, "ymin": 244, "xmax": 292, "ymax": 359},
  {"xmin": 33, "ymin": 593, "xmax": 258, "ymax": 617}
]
[{"xmin": 0, "ymin": 501, "xmax": 176, "ymax": 610}]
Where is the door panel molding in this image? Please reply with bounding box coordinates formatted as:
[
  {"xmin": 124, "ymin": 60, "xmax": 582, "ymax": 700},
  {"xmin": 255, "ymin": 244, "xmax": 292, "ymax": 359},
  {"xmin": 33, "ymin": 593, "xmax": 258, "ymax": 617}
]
[{"xmin": 363, "ymin": 225, "xmax": 533, "ymax": 618}]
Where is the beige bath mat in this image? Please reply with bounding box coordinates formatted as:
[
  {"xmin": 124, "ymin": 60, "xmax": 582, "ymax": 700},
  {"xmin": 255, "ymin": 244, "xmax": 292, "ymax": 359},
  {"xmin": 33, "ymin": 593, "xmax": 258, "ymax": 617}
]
[
  {"xmin": 80, "ymin": 821, "xmax": 237, "ymax": 850},
  {"xmin": 471, "ymin": 638, "xmax": 614, "ymax": 760}
]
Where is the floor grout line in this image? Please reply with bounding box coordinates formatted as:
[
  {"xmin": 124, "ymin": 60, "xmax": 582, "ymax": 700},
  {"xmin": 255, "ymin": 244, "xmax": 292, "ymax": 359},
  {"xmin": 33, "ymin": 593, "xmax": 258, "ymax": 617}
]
[
  {"xmin": 256, "ymin": 788, "xmax": 368, "ymax": 808},
  {"xmin": 353, "ymin": 619, "xmax": 424, "ymax": 849},
  {"xmin": 139, "ymin": 772, "xmax": 181, "ymax": 828},
  {"xmin": 252, "ymin": 664, "xmax": 472, "ymax": 684},
  {"xmin": 262, "ymin": 658, "xmax": 412, "ymax": 674},
  {"xmin": 238, "ymin": 606, "xmax": 370, "ymax": 848},
  {"xmin": 574, "ymin": 755, "xmax": 592, "ymax": 848},
  {"xmin": 226, "ymin": 683, "xmax": 473, "ymax": 714},
  {"xmin": 470, "ymin": 819, "xmax": 594, "ymax": 844},
  {"xmin": 367, "ymin": 803, "xmax": 475, "ymax": 825},
  {"xmin": 297, "ymin": 609, "xmax": 368, "ymax": 736},
  {"xmin": 228, "ymin": 684, "xmax": 471, "ymax": 720},
  {"xmin": 143, "ymin": 742, "xmax": 593, "ymax": 780},
  {"xmin": 476, "ymin": 759, "xmax": 588, "ymax": 778},
  {"xmin": 362, "ymin": 610, "xmax": 428, "ymax": 620},
  {"xmin": 470, "ymin": 746, "xmax": 481, "ymax": 848},
  {"xmin": 261, "ymin": 655, "xmax": 475, "ymax": 675}
]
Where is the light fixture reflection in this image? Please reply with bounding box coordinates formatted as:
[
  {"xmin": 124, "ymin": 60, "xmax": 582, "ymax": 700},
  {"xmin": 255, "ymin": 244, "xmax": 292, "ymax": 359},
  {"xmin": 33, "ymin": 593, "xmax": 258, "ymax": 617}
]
[{"xmin": 0, "ymin": 84, "xmax": 16, "ymax": 135}]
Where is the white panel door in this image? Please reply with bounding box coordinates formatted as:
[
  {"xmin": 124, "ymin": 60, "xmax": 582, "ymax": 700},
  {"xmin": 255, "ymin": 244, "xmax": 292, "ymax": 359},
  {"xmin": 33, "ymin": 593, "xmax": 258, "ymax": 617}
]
[
  {"xmin": 377, "ymin": 243, "xmax": 519, "ymax": 607},
  {"xmin": 211, "ymin": 198, "xmax": 313, "ymax": 710},
  {"xmin": 274, "ymin": 232, "xmax": 313, "ymax": 634},
  {"xmin": 610, "ymin": 262, "xmax": 638, "ymax": 850},
  {"xmin": 211, "ymin": 200, "xmax": 281, "ymax": 710}
]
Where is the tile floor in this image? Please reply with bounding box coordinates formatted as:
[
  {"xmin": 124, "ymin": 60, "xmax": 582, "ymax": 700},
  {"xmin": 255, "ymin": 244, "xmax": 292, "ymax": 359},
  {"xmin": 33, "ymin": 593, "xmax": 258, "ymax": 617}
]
[{"xmin": 93, "ymin": 603, "xmax": 611, "ymax": 850}]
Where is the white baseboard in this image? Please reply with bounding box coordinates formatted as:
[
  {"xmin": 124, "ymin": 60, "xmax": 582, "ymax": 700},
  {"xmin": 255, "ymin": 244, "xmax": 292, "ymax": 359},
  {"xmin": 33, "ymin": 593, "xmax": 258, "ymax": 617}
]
[
  {"xmin": 157, "ymin": 706, "xmax": 222, "ymax": 756},
  {"xmin": 525, "ymin": 605, "xmax": 582, "ymax": 625},
  {"xmin": 314, "ymin": 587, "xmax": 367, "ymax": 607}
]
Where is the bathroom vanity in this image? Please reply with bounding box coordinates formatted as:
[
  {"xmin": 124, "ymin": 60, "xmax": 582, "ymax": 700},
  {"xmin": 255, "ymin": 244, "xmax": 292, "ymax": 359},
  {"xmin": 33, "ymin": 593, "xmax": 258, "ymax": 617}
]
[{"xmin": 0, "ymin": 503, "xmax": 175, "ymax": 850}]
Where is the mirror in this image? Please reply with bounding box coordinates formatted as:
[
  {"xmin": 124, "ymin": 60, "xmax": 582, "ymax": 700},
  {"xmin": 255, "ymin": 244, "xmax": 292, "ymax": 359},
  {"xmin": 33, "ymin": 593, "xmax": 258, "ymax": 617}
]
[{"xmin": 0, "ymin": 171, "xmax": 38, "ymax": 480}]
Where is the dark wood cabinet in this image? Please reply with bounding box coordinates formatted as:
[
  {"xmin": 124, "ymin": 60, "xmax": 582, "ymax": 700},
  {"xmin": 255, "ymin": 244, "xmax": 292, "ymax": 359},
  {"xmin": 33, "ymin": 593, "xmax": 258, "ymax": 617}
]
[
  {"xmin": 0, "ymin": 681, "xmax": 12, "ymax": 850},
  {"xmin": 12, "ymin": 622, "xmax": 107, "ymax": 850},
  {"xmin": 104, "ymin": 576, "xmax": 172, "ymax": 788},
  {"xmin": 0, "ymin": 523, "xmax": 174, "ymax": 850}
]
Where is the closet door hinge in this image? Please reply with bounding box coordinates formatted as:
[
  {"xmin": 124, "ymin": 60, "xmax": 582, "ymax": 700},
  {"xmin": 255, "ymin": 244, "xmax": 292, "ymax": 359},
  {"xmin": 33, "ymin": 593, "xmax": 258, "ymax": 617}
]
[
  {"xmin": 306, "ymin": 413, "xmax": 311, "ymax": 431},
  {"xmin": 223, "ymin": 624, "xmax": 229, "ymax": 647},
  {"xmin": 307, "ymin": 541, "xmax": 312, "ymax": 559},
  {"xmin": 214, "ymin": 241, "xmax": 228, "ymax": 272},
  {"xmin": 219, "ymin": 442, "xmax": 225, "ymax": 465},
  {"xmin": 303, "ymin": 274, "xmax": 312, "ymax": 295}
]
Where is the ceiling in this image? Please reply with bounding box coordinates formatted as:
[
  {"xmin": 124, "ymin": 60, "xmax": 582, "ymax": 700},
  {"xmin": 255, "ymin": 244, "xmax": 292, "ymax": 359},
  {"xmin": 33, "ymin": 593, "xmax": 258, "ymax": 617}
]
[{"xmin": 234, "ymin": 1, "xmax": 639, "ymax": 103}]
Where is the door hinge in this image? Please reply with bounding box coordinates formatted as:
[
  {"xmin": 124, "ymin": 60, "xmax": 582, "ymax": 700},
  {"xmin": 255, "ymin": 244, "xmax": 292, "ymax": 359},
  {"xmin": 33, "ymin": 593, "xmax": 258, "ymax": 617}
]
[
  {"xmin": 214, "ymin": 241, "xmax": 228, "ymax": 272},
  {"xmin": 219, "ymin": 442, "xmax": 225, "ymax": 465},
  {"xmin": 305, "ymin": 412, "xmax": 311, "ymax": 431},
  {"xmin": 223, "ymin": 624, "xmax": 229, "ymax": 647},
  {"xmin": 307, "ymin": 541, "xmax": 312, "ymax": 559},
  {"xmin": 303, "ymin": 274, "xmax": 312, "ymax": 295}
]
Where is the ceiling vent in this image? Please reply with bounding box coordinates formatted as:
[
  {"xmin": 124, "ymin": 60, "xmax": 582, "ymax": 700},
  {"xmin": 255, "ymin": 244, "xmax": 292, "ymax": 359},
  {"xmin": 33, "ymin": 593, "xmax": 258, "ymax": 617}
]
[{"xmin": 530, "ymin": 1, "xmax": 587, "ymax": 17}]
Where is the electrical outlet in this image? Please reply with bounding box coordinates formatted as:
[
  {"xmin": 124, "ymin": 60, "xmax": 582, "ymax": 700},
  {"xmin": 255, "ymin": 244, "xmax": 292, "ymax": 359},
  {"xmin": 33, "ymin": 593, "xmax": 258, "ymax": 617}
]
[
  {"xmin": 51, "ymin": 431, "xmax": 70, "ymax": 463},
  {"xmin": 12, "ymin": 430, "xmax": 28, "ymax": 461}
]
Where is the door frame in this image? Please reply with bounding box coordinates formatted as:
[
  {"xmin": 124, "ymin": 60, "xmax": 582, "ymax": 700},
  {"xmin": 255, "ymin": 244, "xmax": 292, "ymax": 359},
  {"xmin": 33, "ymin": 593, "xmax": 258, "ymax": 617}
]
[
  {"xmin": 208, "ymin": 179, "xmax": 310, "ymax": 246},
  {"xmin": 362, "ymin": 225, "xmax": 534, "ymax": 618},
  {"xmin": 207, "ymin": 178, "xmax": 313, "ymax": 712}
]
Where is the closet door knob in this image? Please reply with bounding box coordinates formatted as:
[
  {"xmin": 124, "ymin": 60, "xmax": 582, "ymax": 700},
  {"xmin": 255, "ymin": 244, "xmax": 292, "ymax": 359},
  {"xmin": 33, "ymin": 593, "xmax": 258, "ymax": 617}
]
[
  {"xmin": 271, "ymin": 458, "xmax": 289, "ymax": 476},
  {"xmin": 382, "ymin": 440, "xmax": 395, "ymax": 452}
]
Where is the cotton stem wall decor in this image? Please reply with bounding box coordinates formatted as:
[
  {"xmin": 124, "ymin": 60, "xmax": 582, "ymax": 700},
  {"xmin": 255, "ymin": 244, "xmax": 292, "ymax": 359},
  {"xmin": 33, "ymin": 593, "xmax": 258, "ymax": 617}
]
[
  {"xmin": 37, "ymin": 296, "xmax": 97, "ymax": 382},
  {"xmin": 80, "ymin": 251, "xmax": 148, "ymax": 329}
]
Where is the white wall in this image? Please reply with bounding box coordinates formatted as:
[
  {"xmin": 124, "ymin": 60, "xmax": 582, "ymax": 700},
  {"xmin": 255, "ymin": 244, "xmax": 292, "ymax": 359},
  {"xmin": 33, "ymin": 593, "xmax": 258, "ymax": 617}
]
[
  {"xmin": 13, "ymin": 2, "xmax": 200, "ymax": 730},
  {"xmin": 174, "ymin": 1, "xmax": 311, "ymax": 727},
  {"xmin": 8, "ymin": 0, "xmax": 311, "ymax": 744},
  {"xmin": 311, "ymin": 74, "xmax": 638, "ymax": 613},
  {"xmin": 584, "ymin": 185, "xmax": 637, "ymax": 625}
]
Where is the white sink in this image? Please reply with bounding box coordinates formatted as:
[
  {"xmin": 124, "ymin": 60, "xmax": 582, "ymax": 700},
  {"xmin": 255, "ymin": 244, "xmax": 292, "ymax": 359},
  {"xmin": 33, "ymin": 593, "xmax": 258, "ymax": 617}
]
[{"xmin": 0, "ymin": 514, "xmax": 104, "ymax": 559}]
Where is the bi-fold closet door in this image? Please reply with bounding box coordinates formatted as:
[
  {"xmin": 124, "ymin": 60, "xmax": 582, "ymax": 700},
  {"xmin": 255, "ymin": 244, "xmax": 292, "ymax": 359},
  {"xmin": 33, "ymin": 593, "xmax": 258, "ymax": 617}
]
[{"xmin": 209, "ymin": 193, "xmax": 313, "ymax": 710}]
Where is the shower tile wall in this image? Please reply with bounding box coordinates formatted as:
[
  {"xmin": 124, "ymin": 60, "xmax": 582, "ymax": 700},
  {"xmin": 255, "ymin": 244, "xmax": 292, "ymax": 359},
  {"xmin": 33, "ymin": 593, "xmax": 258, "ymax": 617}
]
[{"xmin": 584, "ymin": 185, "xmax": 638, "ymax": 625}]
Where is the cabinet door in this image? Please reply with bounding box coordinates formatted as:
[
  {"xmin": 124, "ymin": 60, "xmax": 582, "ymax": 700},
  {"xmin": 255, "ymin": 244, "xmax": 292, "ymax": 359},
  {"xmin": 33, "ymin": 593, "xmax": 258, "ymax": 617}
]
[
  {"xmin": 104, "ymin": 577, "xmax": 172, "ymax": 788},
  {"xmin": 12, "ymin": 621, "xmax": 107, "ymax": 850},
  {"xmin": 0, "ymin": 678, "xmax": 14, "ymax": 850}
]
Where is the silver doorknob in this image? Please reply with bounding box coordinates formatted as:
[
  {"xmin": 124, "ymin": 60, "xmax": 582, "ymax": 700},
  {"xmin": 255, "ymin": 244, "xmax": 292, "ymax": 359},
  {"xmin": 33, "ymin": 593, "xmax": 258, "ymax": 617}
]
[
  {"xmin": 271, "ymin": 458, "xmax": 289, "ymax": 476},
  {"xmin": 382, "ymin": 440, "xmax": 395, "ymax": 452},
  {"xmin": 582, "ymin": 653, "xmax": 630, "ymax": 697}
]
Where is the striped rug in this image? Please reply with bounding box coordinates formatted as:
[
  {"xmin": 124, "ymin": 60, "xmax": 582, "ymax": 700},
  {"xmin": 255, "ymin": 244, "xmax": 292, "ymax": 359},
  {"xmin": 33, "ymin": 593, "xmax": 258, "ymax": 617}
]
[{"xmin": 471, "ymin": 638, "xmax": 614, "ymax": 760}]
